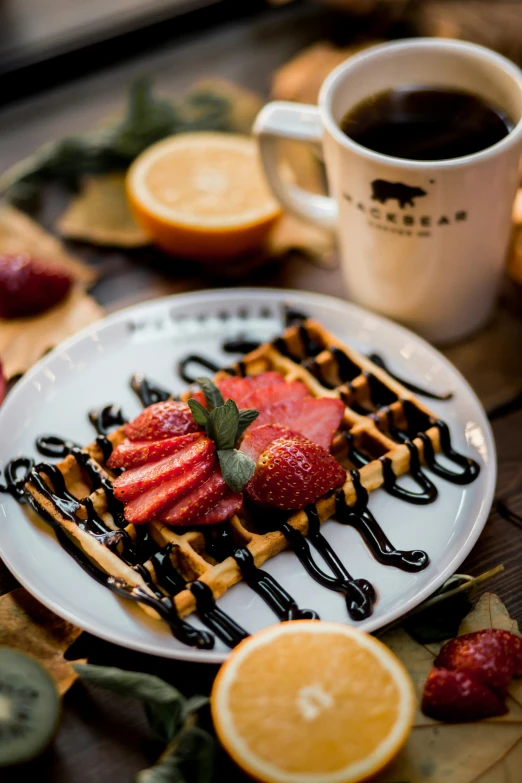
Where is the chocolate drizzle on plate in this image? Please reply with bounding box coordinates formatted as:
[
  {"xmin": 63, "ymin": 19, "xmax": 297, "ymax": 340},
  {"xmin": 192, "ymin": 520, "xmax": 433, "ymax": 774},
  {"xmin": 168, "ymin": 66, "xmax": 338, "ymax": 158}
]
[
  {"xmin": 0, "ymin": 457, "xmax": 35, "ymax": 501},
  {"xmin": 189, "ymin": 581, "xmax": 249, "ymax": 648},
  {"xmin": 23, "ymin": 462, "xmax": 215, "ymax": 650},
  {"xmin": 251, "ymin": 507, "xmax": 377, "ymax": 620},
  {"xmin": 419, "ymin": 422, "xmax": 481, "ymax": 485},
  {"xmin": 368, "ymin": 352, "xmax": 453, "ymax": 401},
  {"xmin": 203, "ymin": 523, "xmax": 318, "ymax": 621},
  {"xmin": 304, "ymin": 504, "xmax": 376, "ymax": 621},
  {"xmin": 178, "ymin": 355, "xmax": 220, "ymax": 385},
  {"xmin": 88, "ymin": 404, "xmax": 127, "ymax": 436},
  {"xmin": 335, "ymin": 472, "xmax": 429, "ymax": 572},
  {"xmin": 222, "ymin": 336, "xmax": 262, "ymax": 354},
  {"xmin": 130, "ymin": 374, "xmax": 172, "ymax": 407},
  {"xmin": 380, "ymin": 440, "xmax": 438, "ymax": 505}
]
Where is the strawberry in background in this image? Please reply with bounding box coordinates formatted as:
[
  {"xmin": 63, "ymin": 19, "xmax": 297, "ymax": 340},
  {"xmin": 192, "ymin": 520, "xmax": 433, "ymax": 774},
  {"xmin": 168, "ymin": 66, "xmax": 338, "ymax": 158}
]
[
  {"xmin": 0, "ymin": 359, "xmax": 5, "ymax": 405},
  {"xmin": 0, "ymin": 254, "xmax": 72, "ymax": 319}
]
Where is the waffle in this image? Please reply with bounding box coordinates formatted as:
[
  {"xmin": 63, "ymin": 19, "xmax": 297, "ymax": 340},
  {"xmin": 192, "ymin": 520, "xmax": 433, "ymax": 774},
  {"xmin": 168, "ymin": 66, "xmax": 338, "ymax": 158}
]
[{"xmin": 23, "ymin": 316, "xmax": 478, "ymax": 642}]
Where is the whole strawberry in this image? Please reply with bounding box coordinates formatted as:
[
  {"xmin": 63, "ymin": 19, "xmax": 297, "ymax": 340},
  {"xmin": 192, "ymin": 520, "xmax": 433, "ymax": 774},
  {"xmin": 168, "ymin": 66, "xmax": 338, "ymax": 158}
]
[
  {"xmin": 434, "ymin": 628, "xmax": 522, "ymax": 690},
  {"xmin": 246, "ymin": 434, "xmax": 346, "ymax": 510},
  {"xmin": 0, "ymin": 253, "xmax": 72, "ymax": 319},
  {"xmin": 421, "ymin": 668, "xmax": 507, "ymax": 722}
]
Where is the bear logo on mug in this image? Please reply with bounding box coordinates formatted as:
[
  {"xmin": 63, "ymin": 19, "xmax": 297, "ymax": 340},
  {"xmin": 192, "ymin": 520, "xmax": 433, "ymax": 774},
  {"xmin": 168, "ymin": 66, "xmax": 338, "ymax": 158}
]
[{"xmin": 370, "ymin": 179, "xmax": 427, "ymax": 209}]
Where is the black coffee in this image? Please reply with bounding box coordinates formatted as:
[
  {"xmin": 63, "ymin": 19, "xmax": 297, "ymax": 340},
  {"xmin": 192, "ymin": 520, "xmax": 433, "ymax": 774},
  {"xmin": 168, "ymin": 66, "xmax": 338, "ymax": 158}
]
[{"xmin": 340, "ymin": 86, "xmax": 514, "ymax": 161}]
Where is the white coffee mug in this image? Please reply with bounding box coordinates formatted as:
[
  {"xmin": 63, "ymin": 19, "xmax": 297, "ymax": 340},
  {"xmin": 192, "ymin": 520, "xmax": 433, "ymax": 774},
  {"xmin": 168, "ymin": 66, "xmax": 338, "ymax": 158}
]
[{"xmin": 254, "ymin": 39, "xmax": 522, "ymax": 343}]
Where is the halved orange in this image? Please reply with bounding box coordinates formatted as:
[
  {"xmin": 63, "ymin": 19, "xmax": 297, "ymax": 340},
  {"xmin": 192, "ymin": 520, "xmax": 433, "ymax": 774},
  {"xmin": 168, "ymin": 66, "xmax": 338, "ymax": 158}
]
[
  {"xmin": 211, "ymin": 621, "xmax": 415, "ymax": 783},
  {"xmin": 126, "ymin": 132, "xmax": 282, "ymax": 260}
]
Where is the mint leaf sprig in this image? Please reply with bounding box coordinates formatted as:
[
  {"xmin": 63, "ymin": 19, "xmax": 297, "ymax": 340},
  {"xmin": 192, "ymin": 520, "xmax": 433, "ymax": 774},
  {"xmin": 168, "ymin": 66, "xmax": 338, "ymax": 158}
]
[{"xmin": 188, "ymin": 377, "xmax": 259, "ymax": 493}]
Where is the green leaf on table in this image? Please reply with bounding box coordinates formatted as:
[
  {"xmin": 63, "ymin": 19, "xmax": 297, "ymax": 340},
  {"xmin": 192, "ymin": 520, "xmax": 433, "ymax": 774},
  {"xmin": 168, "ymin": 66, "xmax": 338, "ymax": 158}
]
[
  {"xmin": 236, "ymin": 408, "xmax": 260, "ymax": 440},
  {"xmin": 404, "ymin": 575, "xmax": 476, "ymax": 644},
  {"xmin": 218, "ymin": 449, "xmax": 255, "ymax": 493},
  {"xmin": 195, "ymin": 377, "xmax": 224, "ymax": 411},
  {"xmin": 0, "ymin": 77, "xmax": 250, "ymax": 209},
  {"xmin": 188, "ymin": 399, "xmax": 210, "ymax": 428},
  {"xmin": 136, "ymin": 725, "xmax": 215, "ymax": 783},
  {"xmin": 207, "ymin": 399, "xmax": 239, "ymax": 450},
  {"xmin": 110, "ymin": 78, "xmax": 178, "ymax": 161},
  {"xmin": 72, "ymin": 664, "xmax": 208, "ymax": 742}
]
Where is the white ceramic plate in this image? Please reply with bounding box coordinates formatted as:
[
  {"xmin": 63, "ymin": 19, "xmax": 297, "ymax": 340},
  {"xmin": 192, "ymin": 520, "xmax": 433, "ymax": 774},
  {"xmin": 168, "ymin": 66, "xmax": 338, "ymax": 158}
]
[{"xmin": 0, "ymin": 288, "xmax": 495, "ymax": 663}]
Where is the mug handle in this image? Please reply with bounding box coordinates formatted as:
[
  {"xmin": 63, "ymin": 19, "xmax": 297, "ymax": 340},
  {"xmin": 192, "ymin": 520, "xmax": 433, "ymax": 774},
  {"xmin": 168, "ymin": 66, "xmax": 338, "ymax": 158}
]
[{"xmin": 254, "ymin": 101, "xmax": 338, "ymax": 230}]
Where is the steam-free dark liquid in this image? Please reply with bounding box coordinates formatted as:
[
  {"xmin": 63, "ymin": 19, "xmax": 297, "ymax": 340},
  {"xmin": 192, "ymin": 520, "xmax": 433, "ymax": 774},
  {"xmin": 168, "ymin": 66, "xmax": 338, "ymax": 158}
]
[{"xmin": 340, "ymin": 86, "xmax": 514, "ymax": 161}]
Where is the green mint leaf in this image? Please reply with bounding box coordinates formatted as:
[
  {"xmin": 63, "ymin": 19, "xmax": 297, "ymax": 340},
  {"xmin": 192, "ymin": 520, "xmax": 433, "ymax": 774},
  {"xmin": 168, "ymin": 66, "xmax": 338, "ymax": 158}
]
[
  {"xmin": 188, "ymin": 399, "xmax": 210, "ymax": 429},
  {"xmin": 207, "ymin": 399, "xmax": 239, "ymax": 450},
  {"xmin": 218, "ymin": 449, "xmax": 255, "ymax": 493},
  {"xmin": 136, "ymin": 725, "xmax": 215, "ymax": 783},
  {"xmin": 196, "ymin": 377, "xmax": 224, "ymax": 411},
  {"xmin": 72, "ymin": 664, "xmax": 206, "ymax": 743},
  {"xmin": 236, "ymin": 408, "xmax": 260, "ymax": 441}
]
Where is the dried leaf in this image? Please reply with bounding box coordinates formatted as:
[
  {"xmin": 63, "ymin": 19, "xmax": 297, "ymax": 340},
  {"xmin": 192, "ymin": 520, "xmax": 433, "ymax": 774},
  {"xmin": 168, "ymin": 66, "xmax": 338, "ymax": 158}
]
[
  {"xmin": 376, "ymin": 593, "xmax": 522, "ymax": 782},
  {"xmin": 271, "ymin": 41, "xmax": 382, "ymax": 105},
  {"xmin": 0, "ymin": 204, "xmax": 96, "ymax": 285},
  {"xmin": 57, "ymin": 174, "xmax": 149, "ymax": 247},
  {"xmin": 416, "ymin": 1, "xmax": 522, "ymax": 66},
  {"xmin": 266, "ymin": 213, "xmax": 335, "ymax": 266},
  {"xmin": 0, "ymin": 588, "xmax": 85, "ymax": 695},
  {"xmin": 0, "ymin": 285, "xmax": 103, "ymax": 379},
  {"xmin": 0, "ymin": 204, "xmax": 103, "ymax": 378}
]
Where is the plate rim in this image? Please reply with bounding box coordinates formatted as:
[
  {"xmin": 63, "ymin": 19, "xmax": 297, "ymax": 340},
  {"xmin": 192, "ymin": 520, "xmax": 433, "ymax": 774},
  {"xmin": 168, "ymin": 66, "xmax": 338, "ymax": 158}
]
[{"xmin": 0, "ymin": 287, "xmax": 497, "ymax": 663}]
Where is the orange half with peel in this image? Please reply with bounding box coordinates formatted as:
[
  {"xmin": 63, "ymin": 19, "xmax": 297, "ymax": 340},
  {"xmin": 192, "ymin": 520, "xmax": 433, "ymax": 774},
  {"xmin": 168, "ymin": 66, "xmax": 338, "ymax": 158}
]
[
  {"xmin": 211, "ymin": 621, "xmax": 415, "ymax": 783},
  {"xmin": 126, "ymin": 132, "xmax": 282, "ymax": 260}
]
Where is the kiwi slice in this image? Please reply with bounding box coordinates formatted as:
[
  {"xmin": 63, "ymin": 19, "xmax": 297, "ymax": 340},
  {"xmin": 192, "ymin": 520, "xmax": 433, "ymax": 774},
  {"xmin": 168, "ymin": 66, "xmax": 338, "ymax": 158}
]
[{"xmin": 0, "ymin": 647, "xmax": 60, "ymax": 766}]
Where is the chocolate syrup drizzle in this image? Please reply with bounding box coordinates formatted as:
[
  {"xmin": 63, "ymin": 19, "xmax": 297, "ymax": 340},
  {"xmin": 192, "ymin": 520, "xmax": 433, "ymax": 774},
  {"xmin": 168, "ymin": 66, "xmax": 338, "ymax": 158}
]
[
  {"xmin": 383, "ymin": 401, "xmax": 481, "ymax": 485},
  {"xmin": 0, "ymin": 308, "xmax": 480, "ymax": 650},
  {"xmin": 88, "ymin": 405, "xmax": 127, "ymax": 436},
  {"xmin": 368, "ymin": 352, "xmax": 453, "ymax": 401},
  {"xmin": 380, "ymin": 440, "xmax": 438, "ymax": 505},
  {"xmin": 336, "ymin": 472, "xmax": 429, "ymax": 572},
  {"xmin": 250, "ymin": 505, "xmax": 381, "ymax": 621},
  {"xmin": 4, "ymin": 437, "xmax": 250, "ymax": 649},
  {"xmin": 203, "ymin": 523, "xmax": 318, "ymax": 621},
  {"xmin": 0, "ymin": 457, "xmax": 35, "ymax": 501},
  {"xmin": 178, "ymin": 355, "xmax": 220, "ymax": 385},
  {"xmin": 130, "ymin": 374, "xmax": 172, "ymax": 407},
  {"xmin": 304, "ymin": 504, "xmax": 376, "ymax": 620}
]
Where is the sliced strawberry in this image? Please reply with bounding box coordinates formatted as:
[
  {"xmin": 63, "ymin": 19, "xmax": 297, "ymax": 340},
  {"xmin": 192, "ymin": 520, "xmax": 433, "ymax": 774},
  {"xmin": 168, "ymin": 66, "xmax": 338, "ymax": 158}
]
[
  {"xmin": 217, "ymin": 377, "xmax": 254, "ymax": 403},
  {"xmin": 123, "ymin": 454, "xmax": 215, "ymax": 524},
  {"xmin": 241, "ymin": 381, "xmax": 309, "ymax": 411},
  {"xmin": 243, "ymin": 372, "xmax": 286, "ymax": 389},
  {"xmin": 246, "ymin": 434, "xmax": 346, "ymax": 510},
  {"xmin": 125, "ymin": 401, "xmax": 202, "ymax": 442},
  {"xmin": 160, "ymin": 468, "xmax": 227, "ymax": 526},
  {"xmin": 113, "ymin": 436, "xmax": 214, "ymax": 501},
  {"xmin": 421, "ymin": 667, "xmax": 507, "ymax": 722},
  {"xmin": 435, "ymin": 629, "xmax": 522, "ymax": 690},
  {"xmin": 190, "ymin": 373, "xmax": 288, "ymax": 408},
  {"xmin": 107, "ymin": 433, "xmax": 202, "ymax": 470},
  {"xmin": 240, "ymin": 424, "xmax": 299, "ymax": 461},
  {"xmin": 255, "ymin": 397, "xmax": 344, "ymax": 450},
  {"xmin": 193, "ymin": 492, "xmax": 243, "ymax": 525}
]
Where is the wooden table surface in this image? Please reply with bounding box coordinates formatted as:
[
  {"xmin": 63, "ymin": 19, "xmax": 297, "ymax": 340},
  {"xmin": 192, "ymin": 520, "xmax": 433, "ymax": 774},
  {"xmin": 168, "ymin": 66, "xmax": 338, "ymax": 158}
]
[{"xmin": 1, "ymin": 3, "xmax": 522, "ymax": 780}]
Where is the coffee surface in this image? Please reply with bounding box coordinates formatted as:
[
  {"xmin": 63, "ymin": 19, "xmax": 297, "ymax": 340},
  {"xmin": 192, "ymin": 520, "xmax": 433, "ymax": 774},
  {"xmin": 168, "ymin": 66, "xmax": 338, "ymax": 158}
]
[{"xmin": 340, "ymin": 86, "xmax": 514, "ymax": 161}]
